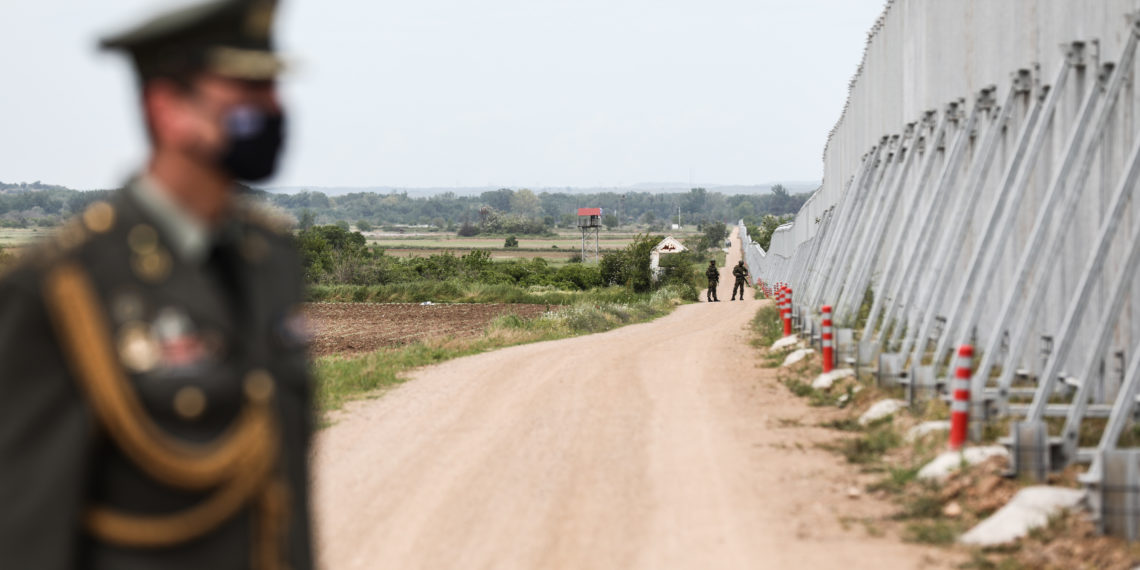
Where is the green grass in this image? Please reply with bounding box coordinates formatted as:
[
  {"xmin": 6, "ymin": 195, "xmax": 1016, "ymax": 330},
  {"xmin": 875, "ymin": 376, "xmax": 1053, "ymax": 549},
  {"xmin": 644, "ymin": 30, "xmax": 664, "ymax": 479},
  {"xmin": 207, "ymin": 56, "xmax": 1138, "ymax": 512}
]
[
  {"xmin": 868, "ymin": 465, "xmax": 923, "ymax": 494},
  {"xmin": 784, "ymin": 378, "xmax": 816, "ymax": 398},
  {"xmin": 903, "ymin": 520, "xmax": 962, "ymax": 545},
  {"xmin": 0, "ymin": 228, "xmax": 50, "ymax": 248},
  {"xmin": 827, "ymin": 421, "xmax": 903, "ymax": 465},
  {"xmin": 750, "ymin": 304, "xmax": 785, "ymax": 347},
  {"xmin": 308, "ymin": 281, "xmax": 651, "ymax": 305},
  {"xmin": 958, "ymin": 552, "xmax": 1027, "ymax": 570},
  {"xmin": 314, "ymin": 285, "xmax": 690, "ymax": 415},
  {"xmin": 897, "ymin": 488, "xmax": 946, "ymax": 519},
  {"xmin": 821, "ymin": 418, "xmax": 864, "ymax": 432}
]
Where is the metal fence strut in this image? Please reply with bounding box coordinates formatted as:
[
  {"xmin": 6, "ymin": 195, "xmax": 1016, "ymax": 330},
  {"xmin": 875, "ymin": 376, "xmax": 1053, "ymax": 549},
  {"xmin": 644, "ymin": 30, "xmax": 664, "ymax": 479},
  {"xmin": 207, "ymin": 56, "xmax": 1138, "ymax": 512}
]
[
  {"xmin": 933, "ymin": 57, "xmax": 1071, "ymax": 367},
  {"xmin": 834, "ymin": 118, "xmax": 932, "ymax": 324},
  {"xmin": 897, "ymin": 81, "xmax": 1018, "ymax": 377},
  {"xmin": 1013, "ymin": 78, "xmax": 1140, "ymax": 478},
  {"xmin": 975, "ymin": 34, "xmax": 1136, "ymax": 434}
]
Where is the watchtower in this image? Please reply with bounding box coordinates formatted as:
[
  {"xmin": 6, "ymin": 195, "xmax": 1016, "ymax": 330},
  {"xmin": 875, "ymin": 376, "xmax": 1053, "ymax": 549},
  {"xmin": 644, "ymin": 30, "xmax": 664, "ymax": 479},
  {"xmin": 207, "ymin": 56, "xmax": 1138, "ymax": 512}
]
[{"xmin": 577, "ymin": 207, "xmax": 602, "ymax": 263}]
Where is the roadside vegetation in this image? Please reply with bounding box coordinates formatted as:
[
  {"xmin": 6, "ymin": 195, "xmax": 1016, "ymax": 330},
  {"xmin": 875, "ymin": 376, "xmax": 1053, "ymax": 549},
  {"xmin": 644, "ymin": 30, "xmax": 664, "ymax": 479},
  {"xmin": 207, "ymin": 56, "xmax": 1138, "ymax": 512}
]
[
  {"xmin": 299, "ymin": 224, "xmax": 728, "ymax": 303},
  {"xmin": 749, "ymin": 305, "xmax": 1140, "ymax": 569},
  {"xmin": 315, "ymin": 284, "xmax": 690, "ymax": 415},
  {"xmin": 311, "ymin": 224, "xmax": 732, "ymax": 416}
]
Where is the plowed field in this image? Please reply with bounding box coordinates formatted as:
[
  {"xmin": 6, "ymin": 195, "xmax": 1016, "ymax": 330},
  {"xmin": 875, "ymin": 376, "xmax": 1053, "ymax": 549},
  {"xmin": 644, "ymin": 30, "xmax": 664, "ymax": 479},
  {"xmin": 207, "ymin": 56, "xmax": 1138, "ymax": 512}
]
[{"xmin": 305, "ymin": 302, "xmax": 550, "ymax": 357}]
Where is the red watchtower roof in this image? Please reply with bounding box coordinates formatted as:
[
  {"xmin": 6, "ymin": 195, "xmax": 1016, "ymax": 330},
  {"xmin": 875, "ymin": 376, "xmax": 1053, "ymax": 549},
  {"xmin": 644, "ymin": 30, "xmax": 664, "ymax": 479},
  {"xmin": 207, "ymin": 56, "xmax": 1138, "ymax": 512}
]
[{"xmin": 577, "ymin": 207, "xmax": 602, "ymax": 216}]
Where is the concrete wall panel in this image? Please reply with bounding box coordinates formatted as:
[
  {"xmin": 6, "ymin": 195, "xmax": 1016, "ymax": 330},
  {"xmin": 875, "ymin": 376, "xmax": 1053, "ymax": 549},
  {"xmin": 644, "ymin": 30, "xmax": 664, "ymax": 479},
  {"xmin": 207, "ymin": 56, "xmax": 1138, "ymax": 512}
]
[{"xmin": 745, "ymin": 0, "xmax": 1140, "ymax": 392}]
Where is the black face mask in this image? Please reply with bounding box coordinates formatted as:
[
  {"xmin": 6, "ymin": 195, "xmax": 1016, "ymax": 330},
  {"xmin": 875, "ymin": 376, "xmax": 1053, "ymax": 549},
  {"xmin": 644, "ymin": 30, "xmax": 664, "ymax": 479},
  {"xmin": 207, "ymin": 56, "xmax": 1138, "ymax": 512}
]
[{"xmin": 219, "ymin": 105, "xmax": 286, "ymax": 182}]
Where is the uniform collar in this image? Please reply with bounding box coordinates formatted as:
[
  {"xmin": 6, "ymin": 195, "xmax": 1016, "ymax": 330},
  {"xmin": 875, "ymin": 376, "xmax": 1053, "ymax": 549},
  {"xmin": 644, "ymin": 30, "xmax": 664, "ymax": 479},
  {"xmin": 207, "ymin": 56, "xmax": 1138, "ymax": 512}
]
[{"xmin": 130, "ymin": 174, "xmax": 212, "ymax": 265}]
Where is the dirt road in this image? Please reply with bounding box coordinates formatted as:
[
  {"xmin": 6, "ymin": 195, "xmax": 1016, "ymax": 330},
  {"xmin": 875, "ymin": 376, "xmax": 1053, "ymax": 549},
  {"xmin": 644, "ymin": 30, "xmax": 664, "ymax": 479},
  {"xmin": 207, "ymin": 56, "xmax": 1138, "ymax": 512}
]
[{"xmin": 313, "ymin": 229, "xmax": 948, "ymax": 569}]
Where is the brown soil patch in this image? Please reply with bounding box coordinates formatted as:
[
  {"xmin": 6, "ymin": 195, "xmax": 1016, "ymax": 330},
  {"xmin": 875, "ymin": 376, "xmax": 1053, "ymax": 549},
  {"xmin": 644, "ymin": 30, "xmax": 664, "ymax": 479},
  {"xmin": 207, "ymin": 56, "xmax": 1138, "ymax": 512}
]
[{"xmin": 305, "ymin": 302, "xmax": 550, "ymax": 357}]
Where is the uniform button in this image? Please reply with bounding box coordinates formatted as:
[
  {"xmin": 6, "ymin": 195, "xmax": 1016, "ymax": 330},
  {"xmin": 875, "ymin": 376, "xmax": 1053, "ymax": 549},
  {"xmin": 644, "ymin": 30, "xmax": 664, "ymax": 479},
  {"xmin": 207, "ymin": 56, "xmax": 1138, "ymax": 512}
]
[
  {"xmin": 173, "ymin": 386, "xmax": 207, "ymax": 420},
  {"xmin": 131, "ymin": 249, "xmax": 172, "ymax": 283},
  {"xmin": 128, "ymin": 224, "xmax": 172, "ymax": 283},
  {"xmin": 118, "ymin": 321, "xmax": 160, "ymax": 373},
  {"xmin": 127, "ymin": 225, "xmax": 159, "ymax": 255},
  {"xmin": 244, "ymin": 369, "xmax": 276, "ymax": 403},
  {"xmin": 82, "ymin": 201, "xmax": 116, "ymax": 234}
]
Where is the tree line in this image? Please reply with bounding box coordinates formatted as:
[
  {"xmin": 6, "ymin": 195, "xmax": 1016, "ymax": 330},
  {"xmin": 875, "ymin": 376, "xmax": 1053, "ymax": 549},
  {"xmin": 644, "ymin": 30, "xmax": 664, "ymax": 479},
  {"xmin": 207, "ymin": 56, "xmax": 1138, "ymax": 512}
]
[
  {"xmin": 275, "ymin": 186, "xmax": 807, "ymax": 233},
  {"xmin": 0, "ymin": 183, "xmax": 810, "ymax": 233}
]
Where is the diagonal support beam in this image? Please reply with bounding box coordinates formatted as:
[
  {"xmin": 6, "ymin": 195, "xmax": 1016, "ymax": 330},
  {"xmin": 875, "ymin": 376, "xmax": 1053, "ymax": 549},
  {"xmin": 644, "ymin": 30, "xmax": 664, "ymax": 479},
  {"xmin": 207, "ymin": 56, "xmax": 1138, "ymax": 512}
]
[
  {"xmin": 898, "ymin": 82, "xmax": 1016, "ymax": 368},
  {"xmin": 934, "ymin": 57, "xmax": 1072, "ymax": 364}
]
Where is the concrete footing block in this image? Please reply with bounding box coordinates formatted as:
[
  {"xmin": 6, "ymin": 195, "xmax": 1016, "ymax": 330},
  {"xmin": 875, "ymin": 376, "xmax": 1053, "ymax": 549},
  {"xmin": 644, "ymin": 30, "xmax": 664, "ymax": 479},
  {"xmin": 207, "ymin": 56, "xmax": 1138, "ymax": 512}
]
[
  {"xmin": 771, "ymin": 335, "xmax": 800, "ymax": 351},
  {"xmin": 959, "ymin": 486, "xmax": 1086, "ymax": 546},
  {"xmin": 858, "ymin": 399, "xmax": 907, "ymax": 426},
  {"xmin": 812, "ymin": 368, "xmax": 856, "ymax": 390},
  {"xmin": 782, "ymin": 348, "xmax": 814, "ymax": 367},
  {"xmin": 918, "ymin": 446, "xmax": 1010, "ymax": 482}
]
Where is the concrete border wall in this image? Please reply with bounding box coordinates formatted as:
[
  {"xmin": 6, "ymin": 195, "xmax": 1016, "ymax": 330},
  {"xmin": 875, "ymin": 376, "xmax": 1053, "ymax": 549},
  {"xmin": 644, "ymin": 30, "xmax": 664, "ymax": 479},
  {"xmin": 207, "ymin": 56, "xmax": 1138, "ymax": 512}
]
[{"xmin": 759, "ymin": 0, "xmax": 1140, "ymax": 399}]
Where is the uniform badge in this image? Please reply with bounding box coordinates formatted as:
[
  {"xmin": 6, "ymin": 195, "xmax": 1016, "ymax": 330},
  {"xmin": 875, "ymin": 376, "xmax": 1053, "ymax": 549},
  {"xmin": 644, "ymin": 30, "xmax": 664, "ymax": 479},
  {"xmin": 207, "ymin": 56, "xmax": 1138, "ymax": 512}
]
[
  {"xmin": 153, "ymin": 307, "xmax": 210, "ymax": 370},
  {"xmin": 118, "ymin": 322, "xmax": 161, "ymax": 373}
]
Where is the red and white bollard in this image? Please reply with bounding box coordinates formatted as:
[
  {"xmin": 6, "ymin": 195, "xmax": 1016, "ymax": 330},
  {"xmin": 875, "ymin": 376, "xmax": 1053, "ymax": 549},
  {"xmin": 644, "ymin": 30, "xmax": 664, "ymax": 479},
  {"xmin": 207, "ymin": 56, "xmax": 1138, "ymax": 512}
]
[
  {"xmin": 949, "ymin": 344, "xmax": 973, "ymax": 451},
  {"xmin": 821, "ymin": 305, "xmax": 834, "ymax": 373},
  {"xmin": 782, "ymin": 287, "xmax": 794, "ymax": 337}
]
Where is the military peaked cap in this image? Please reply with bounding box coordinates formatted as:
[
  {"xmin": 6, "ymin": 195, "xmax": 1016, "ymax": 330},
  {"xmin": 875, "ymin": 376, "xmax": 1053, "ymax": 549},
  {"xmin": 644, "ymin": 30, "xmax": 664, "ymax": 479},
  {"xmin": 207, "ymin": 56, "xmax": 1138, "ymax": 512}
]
[{"xmin": 100, "ymin": 0, "xmax": 284, "ymax": 80}]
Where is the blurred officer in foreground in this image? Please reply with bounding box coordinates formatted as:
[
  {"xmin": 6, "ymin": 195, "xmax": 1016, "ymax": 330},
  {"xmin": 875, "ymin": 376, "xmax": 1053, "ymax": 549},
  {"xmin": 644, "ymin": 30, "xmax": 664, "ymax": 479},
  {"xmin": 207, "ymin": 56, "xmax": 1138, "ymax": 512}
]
[
  {"xmin": 731, "ymin": 260, "xmax": 750, "ymax": 301},
  {"xmin": 0, "ymin": 1, "xmax": 314, "ymax": 568},
  {"xmin": 705, "ymin": 260, "xmax": 720, "ymax": 302}
]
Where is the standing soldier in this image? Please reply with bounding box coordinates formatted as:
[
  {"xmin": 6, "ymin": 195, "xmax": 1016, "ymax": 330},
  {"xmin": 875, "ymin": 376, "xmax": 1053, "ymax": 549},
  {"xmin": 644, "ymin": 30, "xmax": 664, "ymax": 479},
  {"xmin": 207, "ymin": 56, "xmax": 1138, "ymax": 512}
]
[
  {"xmin": 0, "ymin": 1, "xmax": 315, "ymax": 568},
  {"xmin": 731, "ymin": 260, "xmax": 750, "ymax": 301},
  {"xmin": 705, "ymin": 259, "xmax": 720, "ymax": 302}
]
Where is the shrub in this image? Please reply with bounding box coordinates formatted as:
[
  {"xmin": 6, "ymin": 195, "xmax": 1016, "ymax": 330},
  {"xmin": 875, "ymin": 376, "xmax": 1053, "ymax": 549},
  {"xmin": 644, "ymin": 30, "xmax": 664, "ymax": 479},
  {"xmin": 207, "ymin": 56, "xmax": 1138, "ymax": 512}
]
[
  {"xmin": 600, "ymin": 233, "xmax": 659, "ymax": 292},
  {"xmin": 457, "ymin": 221, "xmax": 479, "ymax": 237},
  {"xmin": 504, "ymin": 235, "xmax": 519, "ymax": 248}
]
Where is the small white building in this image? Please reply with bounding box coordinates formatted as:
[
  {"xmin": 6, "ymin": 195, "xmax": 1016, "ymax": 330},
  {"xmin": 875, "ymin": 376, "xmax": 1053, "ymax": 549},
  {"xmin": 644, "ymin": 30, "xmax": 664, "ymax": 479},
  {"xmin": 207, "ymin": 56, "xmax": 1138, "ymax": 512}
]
[{"xmin": 650, "ymin": 236, "xmax": 687, "ymax": 280}]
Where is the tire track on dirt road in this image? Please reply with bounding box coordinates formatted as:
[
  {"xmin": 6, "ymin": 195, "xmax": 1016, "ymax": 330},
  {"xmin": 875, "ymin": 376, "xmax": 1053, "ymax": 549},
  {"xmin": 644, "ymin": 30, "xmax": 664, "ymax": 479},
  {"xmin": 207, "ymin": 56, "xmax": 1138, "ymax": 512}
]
[{"xmin": 313, "ymin": 228, "xmax": 952, "ymax": 569}]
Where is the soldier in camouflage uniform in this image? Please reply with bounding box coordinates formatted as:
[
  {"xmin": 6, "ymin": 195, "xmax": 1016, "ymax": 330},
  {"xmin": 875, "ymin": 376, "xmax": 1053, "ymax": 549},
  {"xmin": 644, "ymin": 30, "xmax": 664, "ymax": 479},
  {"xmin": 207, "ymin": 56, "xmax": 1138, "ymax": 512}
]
[
  {"xmin": 705, "ymin": 260, "xmax": 720, "ymax": 302},
  {"xmin": 0, "ymin": 1, "xmax": 314, "ymax": 568},
  {"xmin": 731, "ymin": 260, "xmax": 750, "ymax": 301}
]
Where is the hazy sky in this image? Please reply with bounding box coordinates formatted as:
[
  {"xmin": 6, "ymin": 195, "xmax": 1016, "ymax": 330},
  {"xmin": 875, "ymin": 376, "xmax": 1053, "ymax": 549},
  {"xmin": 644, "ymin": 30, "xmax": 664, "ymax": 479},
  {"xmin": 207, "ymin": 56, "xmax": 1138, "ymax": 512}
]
[{"xmin": 2, "ymin": 0, "xmax": 884, "ymax": 190}]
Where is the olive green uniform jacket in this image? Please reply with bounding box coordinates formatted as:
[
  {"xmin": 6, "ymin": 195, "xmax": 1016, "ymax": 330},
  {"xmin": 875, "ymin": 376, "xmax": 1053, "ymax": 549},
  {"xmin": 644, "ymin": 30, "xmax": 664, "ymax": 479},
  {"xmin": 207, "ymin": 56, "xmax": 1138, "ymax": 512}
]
[
  {"xmin": 732, "ymin": 264, "xmax": 749, "ymax": 283},
  {"xmin": 0, "ymin": 183, "xmax": 314, "ymax": 569},
  {"xmin": 705, "ymin": 265, "xmax": 720, "ymax": 283}
]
